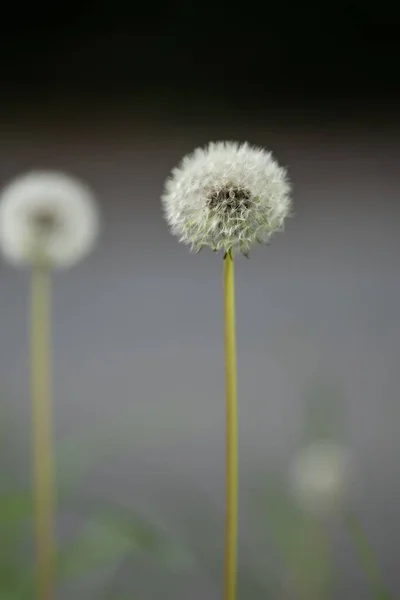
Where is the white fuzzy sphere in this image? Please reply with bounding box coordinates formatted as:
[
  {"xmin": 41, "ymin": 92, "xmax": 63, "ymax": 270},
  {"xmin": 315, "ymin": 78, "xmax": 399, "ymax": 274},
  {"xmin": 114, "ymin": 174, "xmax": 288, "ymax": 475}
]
[
  {"xmin": 0, "ymin": 171, "xmax": 100, "ymax": 269},
  {"xmin": 289, "ymin": 441, "xmax": 349, "ymax": 516},
  {"xmin": 162, "ymin": 141, "xmax": 291, "ymax": 255}
]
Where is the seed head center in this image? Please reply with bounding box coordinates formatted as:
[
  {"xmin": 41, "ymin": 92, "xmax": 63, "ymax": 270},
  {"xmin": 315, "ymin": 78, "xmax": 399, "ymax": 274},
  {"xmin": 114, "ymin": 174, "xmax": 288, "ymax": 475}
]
[
  {"xmin": 30, "ymin": 208, "xmax": 60, "ymax": 234},
  {"xmin": 208, "ymin": 186, "xmax": 252, "ymax": 213}
]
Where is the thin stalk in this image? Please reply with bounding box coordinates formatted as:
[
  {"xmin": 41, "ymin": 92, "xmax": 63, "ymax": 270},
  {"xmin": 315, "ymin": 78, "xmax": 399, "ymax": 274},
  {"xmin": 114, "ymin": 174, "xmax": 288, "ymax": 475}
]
[
  {"xmin": 31, "ymin": 263, "xmax": 56, "ymax": 600},
  {"xmin": 223, "ymin": 250, "xmax": 238, "ymax": 600}
]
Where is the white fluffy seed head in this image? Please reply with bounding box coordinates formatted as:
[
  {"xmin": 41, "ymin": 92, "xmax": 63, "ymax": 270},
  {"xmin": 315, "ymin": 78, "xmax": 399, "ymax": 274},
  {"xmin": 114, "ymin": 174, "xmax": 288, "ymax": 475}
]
[
  {"xmin": 0, "ymin": 171, "xmax": 100, "ymax": 269},
  {"xmin": 162, "ymin": 141, "xmax": 291, "ymax": 256},
  {"xmin": 289, "ymin": 441, "xmax": 350, "ymax": 516}
]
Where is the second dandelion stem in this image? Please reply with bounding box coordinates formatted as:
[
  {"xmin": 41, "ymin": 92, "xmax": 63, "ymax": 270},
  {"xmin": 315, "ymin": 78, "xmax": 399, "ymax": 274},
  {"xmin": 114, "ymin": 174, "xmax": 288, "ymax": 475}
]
[
  {"xmin": 223, "ymin": 250, "xmax": 238, "ymax": 600},
  {"xmin": 31, "ymin": 263, "xmax": 56, "ymax": 600}
]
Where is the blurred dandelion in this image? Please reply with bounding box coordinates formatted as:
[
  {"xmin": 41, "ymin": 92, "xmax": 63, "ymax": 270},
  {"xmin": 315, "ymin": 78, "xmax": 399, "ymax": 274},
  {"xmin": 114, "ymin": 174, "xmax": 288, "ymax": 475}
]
[
  {"xmin": 288, "ymin": 439, "xmax": 391, "ymax": 599},
  {"xmin": 289, "ymin": 440, "xmax": 349, "ymax": 517},
  {"xmin": 0, "ymin": 170, "xmax": 100, "ymax": 600},
  {"xmin": 0, "ymin": 171, "xmax": 99, "ymax": 269},
  {"xmin": 162, "ymin": 141, "xmax": 291, "ymax": 600}
]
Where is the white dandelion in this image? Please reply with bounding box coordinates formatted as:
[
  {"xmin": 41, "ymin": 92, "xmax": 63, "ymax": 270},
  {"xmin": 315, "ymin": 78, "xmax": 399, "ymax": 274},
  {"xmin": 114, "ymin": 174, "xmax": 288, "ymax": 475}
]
[
  {"xmin": 0, "ymin": 170, "xmax": 100, "ymax": 596},
  {"xmin": 162, "ymin": 141, "xmax": 293, "ymax": 599},
  {"xmin": 0, "ymin": 170, "xmax": 100, "ymax": 269},
  {"xmin": 289, "ymin": 441, "xmax": 350, "ymax": 516},
  {"xmin": 162, "ymin": 140, "xmax": 291, "ymax": 256}
]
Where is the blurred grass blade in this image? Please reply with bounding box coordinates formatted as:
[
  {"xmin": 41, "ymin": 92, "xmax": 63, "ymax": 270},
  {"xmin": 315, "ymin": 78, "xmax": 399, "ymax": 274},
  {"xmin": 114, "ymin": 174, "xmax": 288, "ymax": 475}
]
[
  {"xmin": 0, "ymin": 490, "xmax": 33, "ymax": 556},
  {"xmin": 102, "ymin": 507, "xmax": 196, "ymax": 571},
  {"xmin": 345, "ymin": 510, "xmax": 392, "ymax": 600},
  {"xmin": 58, "ymin": 509, "xmax": 194, "ymax": 584},
  {"xmin": 0, "ymin": 491, "xmax": 32, "ymax": 524},
  {"xmin": 57, "ymin": 516, "xmax": 136, "ymax": 581},
  {"xmin": 249, "ymin": 474, "xmax": 332, "ymax": 599}
]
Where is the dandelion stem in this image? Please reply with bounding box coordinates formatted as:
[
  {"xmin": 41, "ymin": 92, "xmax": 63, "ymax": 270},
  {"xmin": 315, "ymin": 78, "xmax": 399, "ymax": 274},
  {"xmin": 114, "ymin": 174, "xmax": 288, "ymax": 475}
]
[
  {"xmin": 345, "ymin": 510, "xmax": 391, "ymax": 599},
  {"xmin": 223, "ymin": 250, "xmax": 238, "ymax": 600},
  {"xmin": 31, "ymin": 263, "xmax": 56, "ymax": 600}
]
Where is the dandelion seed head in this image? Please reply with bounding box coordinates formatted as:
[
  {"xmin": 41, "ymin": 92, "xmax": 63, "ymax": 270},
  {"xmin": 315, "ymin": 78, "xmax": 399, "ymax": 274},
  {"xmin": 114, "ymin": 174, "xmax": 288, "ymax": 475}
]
[
  {"xmin": 162, "ymin": 141, "xmax": 291, "ymax": 256},
  {"xmin": 0, "ymin": 170, "xmax": 100, "ymax": 269},
  {"xmin": 289, "ymin": 441, "xmax": 350, "ymax": 516}
]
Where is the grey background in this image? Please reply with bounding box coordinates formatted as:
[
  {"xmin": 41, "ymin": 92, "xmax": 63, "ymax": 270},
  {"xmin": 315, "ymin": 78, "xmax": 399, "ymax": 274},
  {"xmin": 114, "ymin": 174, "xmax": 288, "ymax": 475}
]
[{"xmin": 1, "ymin": 106, "xmax": 399, "ymax": 597}]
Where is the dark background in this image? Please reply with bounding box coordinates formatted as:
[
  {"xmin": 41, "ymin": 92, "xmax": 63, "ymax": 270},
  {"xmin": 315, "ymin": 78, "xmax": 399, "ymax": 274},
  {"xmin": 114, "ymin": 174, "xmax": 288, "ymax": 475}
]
[
  {"xmin": 1, "ymin": 3, "xmax": 400, "ymax": 599},
  {"xmin": 1, "ymin": 1, "xmax": 399, "ymax": 115}
]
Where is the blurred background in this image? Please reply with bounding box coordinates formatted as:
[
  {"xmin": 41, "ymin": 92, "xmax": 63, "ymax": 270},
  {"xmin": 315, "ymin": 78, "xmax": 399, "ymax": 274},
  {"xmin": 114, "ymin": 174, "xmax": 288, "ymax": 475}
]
[{"xmin": 1, "ymin": 1, "xmax": 400, "ymax": 598}]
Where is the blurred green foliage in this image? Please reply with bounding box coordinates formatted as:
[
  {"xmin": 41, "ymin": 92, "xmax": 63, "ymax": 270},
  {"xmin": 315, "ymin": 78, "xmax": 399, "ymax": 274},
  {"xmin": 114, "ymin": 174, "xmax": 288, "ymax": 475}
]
[
  {"xmin": 0, "ymin": 395, "xmax": 194, "ymax": 599},
  {"xmin": 249, "ymin": 471, "xmax": 333, "ymax": 600},
  {"xmin": 1, "ymin": 370, "xmax": 392, "ymax": 599},
  {"xmin": 244, "ymin": 374, "xmax": 344, "ymax": 599},
  {"xmin": 246, "ymin": 372, "xmax": 392, "ymax": 600}
]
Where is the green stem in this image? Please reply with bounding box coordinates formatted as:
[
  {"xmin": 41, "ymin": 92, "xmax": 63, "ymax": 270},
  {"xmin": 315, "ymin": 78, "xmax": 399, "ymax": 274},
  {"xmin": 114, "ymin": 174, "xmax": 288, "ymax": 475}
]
[
  {"xmin": 345, "ymin": 510, "xmax": 391, "ymax": 599},
  {"xmin": 31, "ymin": 263, "xmax": 56, "ymax": 600},
  {"xmin": 223, "ymin": 250, "xmax": 238, "ymax": 600}
]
